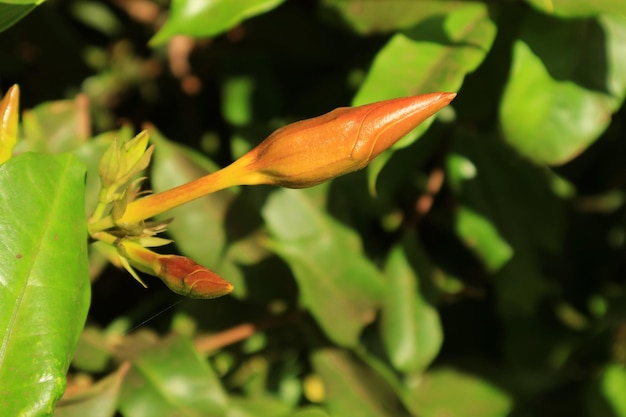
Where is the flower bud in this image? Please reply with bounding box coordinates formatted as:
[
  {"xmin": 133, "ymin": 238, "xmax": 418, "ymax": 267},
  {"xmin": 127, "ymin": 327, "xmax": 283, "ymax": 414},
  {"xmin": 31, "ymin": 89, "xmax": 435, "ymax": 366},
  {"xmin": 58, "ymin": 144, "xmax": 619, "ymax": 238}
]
[
  {"xmin": 114, "ymin": 92, "xmax": 455, "ymax": 225},
  {"xmin": 0, "ymin": 85, "xmax": 20, "ymax": 165},
  {"xmin": 229, "ymin": 92, "xmax": 456, "ymax": 188},
  {"xmin": 120, "ymin": 240, "xmax": 233, "ymax": 299}
]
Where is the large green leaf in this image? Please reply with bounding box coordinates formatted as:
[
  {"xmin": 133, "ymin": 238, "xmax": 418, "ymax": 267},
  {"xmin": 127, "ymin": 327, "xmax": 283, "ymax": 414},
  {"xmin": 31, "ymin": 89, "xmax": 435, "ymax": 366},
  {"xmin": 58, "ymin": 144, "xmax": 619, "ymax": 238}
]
[
  {"xmin": 353, "ymin": 2, "xmax": 496, "ymax": 149},
  {"xmin": 262, "ymin": 188, "xmax": 385, "ymax": 347},
  {"xmin": 402, "ymin": 368, "xmax": 513, "ymax": 417},
  {"xmin": 150, "ymin": 0, "xmax": 286, "ymax": 45},
  {"xmin": 311, "ymin": 348, "xmax": 411, "ymax": 417},
  {"xmin": 380, "ymin": 241, "xmax": 442, "ymax": 374},
  {"xmin": 0, "ymin": 0, "xmax": 43, "ymax": 33},
  {"xmin": 526, "ymin": 0, "xmax": 626, "ymax": 18},
  {"xmin": 119, "ymin": 334, "xmax": 228, "ymax": 417},
  {"xmin": 0, "ymin": 153, "xmax": 90, "ymax": 416},
  {"xmin": 499, "ymin": 13, "xmax": 626, "ymax": 165}
]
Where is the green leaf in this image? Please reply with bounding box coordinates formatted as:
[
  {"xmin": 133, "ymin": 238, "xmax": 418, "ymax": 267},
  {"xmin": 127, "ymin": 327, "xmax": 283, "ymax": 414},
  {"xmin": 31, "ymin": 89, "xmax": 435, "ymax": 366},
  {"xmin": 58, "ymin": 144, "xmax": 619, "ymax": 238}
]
[
  {"xmin": 150, "ymin": 129, "xmax": 236, "ymax": 269},
  {"xmin": 119, "ymin": 334, "xmax": 228, "ymax": 417},
  {"xmin": 0, "ymin": 153, "xmax": 90, "ymax": 416},
  {"xmin": 262, "ymin": 188, "xmax": 385, "ymax": 347},
  {"xmin": 381, "ymin": 241, "xmax": 442, "ymax": 374},
  {"xmin": 311, "ymin": 348, "xmax": 411, "ymax": 417},
  {"xmin": 353, "ymin": 2, "xmax": 496, "ymax": 149},
  {"xmin": 320, "ymin": 0, "xmax": 467, "ymax": 34},
  {"xmin": 150, "ymin": 0, "xmax": 286, "ymax": 45},
  {"xmin": 402, "ymin": 368, "xmax": 513, "ymax": 417},
  {"xmin": 0, "ymin": 0, "xmax": 43, "ymax": 33},
  {"xmin": 454, "ymin": 206, "xmax": 513, "ymax": 272},
  {"xmin": 19, "ymin": 97, "xmax": 90, "ymax": 154},
  {"xmin": 499, "ymin": 13, "xmax": 626, "ymax": 165},
  {"xmin": 54, "ymin": 363, "xmax": 129, "ymax": 417},
  {"xmin": 525, "ymin": 0, "xmax": 626, "ymax": 18},
  {"xmin": 599, "ymin": 364, "xmax": 626, "ymax": 416},
  {"xmin": 290, "ymin": 407, "xmax": 331, "ymax": 417}
]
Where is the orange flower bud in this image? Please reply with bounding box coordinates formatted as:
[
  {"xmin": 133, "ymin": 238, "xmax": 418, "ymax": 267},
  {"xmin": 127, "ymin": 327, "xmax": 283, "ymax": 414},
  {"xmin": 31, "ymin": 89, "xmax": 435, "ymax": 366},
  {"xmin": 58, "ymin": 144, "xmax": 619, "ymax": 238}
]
[
  {"xmin": 121, "ymin": 240, "xmax": 233, "ymax": 299},
  {"xmin": 231, "ymin": 92, "xmax": 457, "ymax": 188},
  {"xmin": 113, "ymin": 92, "xmax": 455, "ymax": 226},
  {"xmin": 0, "ymin": 85, "xmax": 20, "ymax": 165}
]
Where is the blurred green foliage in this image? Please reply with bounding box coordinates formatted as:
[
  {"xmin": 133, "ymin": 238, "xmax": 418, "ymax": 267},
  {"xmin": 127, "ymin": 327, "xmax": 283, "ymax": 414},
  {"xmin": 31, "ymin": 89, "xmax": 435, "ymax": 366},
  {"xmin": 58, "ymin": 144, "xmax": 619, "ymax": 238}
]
[{"xmin": 1, "ymin": 0, "xmax": 626, "ymax": 416}]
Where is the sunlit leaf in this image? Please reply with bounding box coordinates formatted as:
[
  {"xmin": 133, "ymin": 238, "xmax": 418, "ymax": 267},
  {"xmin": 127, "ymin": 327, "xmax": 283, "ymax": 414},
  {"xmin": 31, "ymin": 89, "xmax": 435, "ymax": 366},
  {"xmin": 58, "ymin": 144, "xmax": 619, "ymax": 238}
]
[
  {"xmin": 150, "ymin": 0, "xmax": 286, "ymax": 45},
  {"xmin": 455, "ymin": 206, "xmax": 513, "ymax": 272},
  {"xmin": 0, "ymin": 153, "xmax": 90, "ymax": 416},
  {"xmin": 500, "ymin": 13, "xmax": 626, "ymax": 165},
  {"xmin": 353, "ymin": 2, "xmax": 495, "ymax": 149},
  {"xmin": 263, "ymin": 188, "xmax": 385, "ymax": 347}
]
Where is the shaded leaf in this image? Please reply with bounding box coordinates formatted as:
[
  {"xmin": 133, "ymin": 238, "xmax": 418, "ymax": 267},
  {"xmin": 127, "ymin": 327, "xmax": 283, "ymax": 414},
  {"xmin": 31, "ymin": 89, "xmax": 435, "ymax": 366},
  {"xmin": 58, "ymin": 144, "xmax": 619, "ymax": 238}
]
[
  {"xmin": 20, "ymin": 96, "xmax": 91, "ymax": 154},
  {"xmin": 403, "ymin": 368, "xmax": 513, "ymax": 417},
  {"xmin": 150, "ymin": 0, "xmax": 286, "ymax": 45},
  {"xmin": 0, "ymin": 153, "xmax": 90, "ymax": 416},
  {"xmin": 54, "ymin": 362, "xmax": 130, "ymax": 417},
  {"xmin": 0, "ymin": 0, "xmax": 41, "ymax": 33},
  {"xmin": 499, "ymin": 13, "xmax": 626, "ymax": 165},
  {"xmin": 311, "ymin": 348, "xmax": 411, "ymax": 417},
  {"xmin": 447, "ymin": 131, "xmax": 565, "ymax": 317},
  {"xmin": 119, "ymin": 334, "xmax": 228, "ymax": 417},
  {"xmin": 381, "ymin": 241, "xmax": 442, "ymax": 374},
  {"xmin": 262, "ymin": 188, "xmax": 385, "ymax": 347}
]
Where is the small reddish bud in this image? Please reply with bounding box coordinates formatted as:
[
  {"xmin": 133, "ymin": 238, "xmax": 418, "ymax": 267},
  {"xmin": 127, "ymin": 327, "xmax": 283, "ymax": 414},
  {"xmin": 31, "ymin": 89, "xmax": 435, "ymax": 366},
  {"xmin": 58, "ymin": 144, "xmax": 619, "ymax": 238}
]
[{"xmin": 121, "ymin": 240, "xmax": 233, "ymax": 299}]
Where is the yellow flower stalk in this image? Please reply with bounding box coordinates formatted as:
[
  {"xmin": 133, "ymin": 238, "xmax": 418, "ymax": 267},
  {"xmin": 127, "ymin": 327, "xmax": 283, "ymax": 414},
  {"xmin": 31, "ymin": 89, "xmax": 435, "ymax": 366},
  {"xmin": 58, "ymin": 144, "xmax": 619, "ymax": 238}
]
[{"xmin": 113, "ymin": 92, "xmax": 456, "ymax": 227}]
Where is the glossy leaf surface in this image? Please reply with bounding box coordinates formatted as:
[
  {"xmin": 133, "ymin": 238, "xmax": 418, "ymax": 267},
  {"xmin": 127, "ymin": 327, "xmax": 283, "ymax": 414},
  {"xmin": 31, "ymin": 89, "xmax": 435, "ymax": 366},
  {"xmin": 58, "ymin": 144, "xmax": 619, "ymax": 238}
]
[
  {"xmin": 500, "ymin": 13, "xmax": 626, "ymax": 165},
  {"xmin": 0, "ymin": 153, "xmax": 90, "ymax": 416}
]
